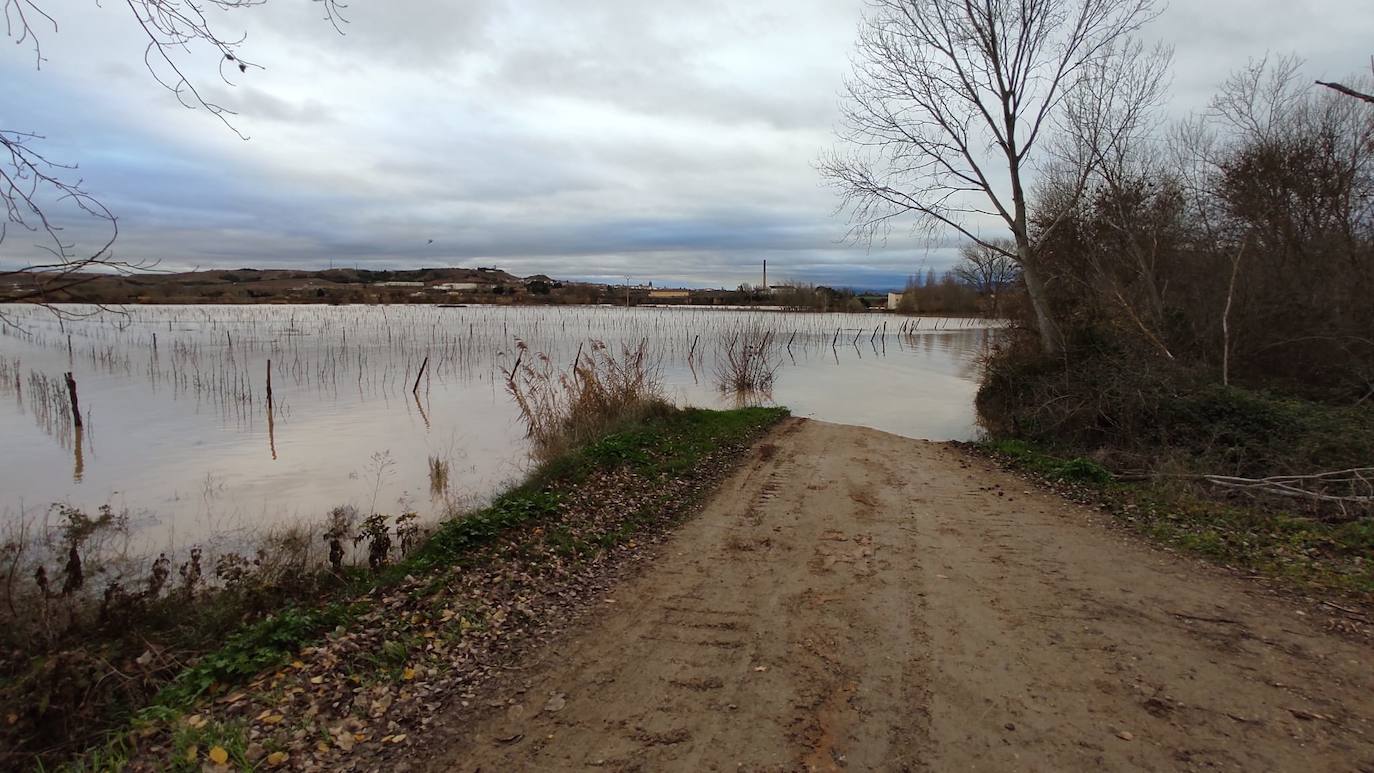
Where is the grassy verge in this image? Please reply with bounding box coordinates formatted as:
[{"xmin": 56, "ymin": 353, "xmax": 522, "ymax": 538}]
[
  {"xmin": 47, "ymin": 405, "xmax": 786, "ymax": 771},
  {"xmin": 977, "ymin": 438, "xmax": 1374, "ymax": 597}
]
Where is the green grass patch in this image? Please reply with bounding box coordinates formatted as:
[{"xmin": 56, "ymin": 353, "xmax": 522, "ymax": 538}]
[
  {"xmin": 982, "ymin": 439, "xmax": 1113, "ymax": 484},
  {"xmin": 147, "ymin": 604, "xmax": 357, "ymax": 714}
]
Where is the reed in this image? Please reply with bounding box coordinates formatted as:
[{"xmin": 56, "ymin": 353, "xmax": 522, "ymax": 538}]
[
  {"xmin": 714, "ymin": 325, "xmax": 780, "ymax": 397},
  {"xmin": 504, "ymin": 338, "xmax": 670, "ymax": 461}
]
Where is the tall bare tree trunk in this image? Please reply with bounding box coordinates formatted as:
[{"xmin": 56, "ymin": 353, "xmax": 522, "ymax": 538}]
[{"xmin": 1017, "ymin": 245, "xmax": 1063, "ymax": 354}]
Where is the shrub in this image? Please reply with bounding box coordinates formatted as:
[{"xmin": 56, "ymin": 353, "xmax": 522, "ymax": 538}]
[
  {"xmin": 504, "ymin": 339, "xmax": 672, "ymax": 461},
  {"xmin": 713, "ymin": 325, "xmax": 779, "ymax": 398},
  {"xmin": 978, "ymin": 334, "xmax": 1374, "ymax": 481}
]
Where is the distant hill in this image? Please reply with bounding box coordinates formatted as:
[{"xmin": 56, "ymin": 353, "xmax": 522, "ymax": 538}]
[{"xmin": 2, "ymin": 266, "xmax": 898, "ymax": 311}]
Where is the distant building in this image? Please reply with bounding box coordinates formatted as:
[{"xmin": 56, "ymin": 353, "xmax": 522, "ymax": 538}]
[
  {"xmin": 648, "ymin": 289, "xmax": 690, "ymax": 300},
  {"xmin": 376, "ymin": 281, "xmax": 425, "ymax": 288},
  {"xmin": 887, "ymin": 292, "xmax": 903, "ymax": 310},
  {"xmin": 433, "ymin": 282, "xmax": 482, "ymax": 292}
]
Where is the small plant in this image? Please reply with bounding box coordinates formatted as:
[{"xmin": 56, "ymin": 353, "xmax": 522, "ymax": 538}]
[
  {"xmin": 1053, "ymin": 457, "xmax": 1113, "ymax": 484},
  {"xmin": 147, "ymin": 553, "xmax": 171, "ymax": 598},
  {"xmin": 322, "ymin": 506, "xmax": 357, "ymax": 572},
  {"xmin": 355, "ymin": 513, "xmax": 392, "ymax": 570},
  {"xmin": 214, "ymin": 552, "xmax": 253, "ymax": 588},
  {"xmin": 428, "ymin": 455, "xmax": 450, "ymax": 496},
  {"xmin": 179, "ymin": 547, "xmax": 204, "ymax": 597},
  {"xmin": 365, "ymin": 451, "xmax": 396, "ymax": 516},
  {"xmin": 395, "ymin": 511, "xmax": 421, "ymax": 555}
]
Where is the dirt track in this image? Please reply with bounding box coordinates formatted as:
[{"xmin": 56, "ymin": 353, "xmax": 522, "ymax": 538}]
[{"xmin": 426, "ymin": 418, "xmax": 1374, "ymax": 771}]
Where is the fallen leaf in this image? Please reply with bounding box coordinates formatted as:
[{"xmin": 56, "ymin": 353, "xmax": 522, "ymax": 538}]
[
  {"xmin": 544, "ymin": 693, "xmax": 567, "ymax": 712},
  {"xmin": 402, "ymin": 667, "xmax": 417, "ymax": 681},
  {"xmin": 209, "ymin": 746, "xmax": 229, "ymax": 764},
  {"xmin": 1117, "ymin": 731, "xmax": 1134, "ymax": 741},
  {"xmin": 185, "ymin": 745, "xmax": 198, "ymax": 762},
  {"xmin": 266, "ymin": 750, "xmax": 289, "ymax": 767}
]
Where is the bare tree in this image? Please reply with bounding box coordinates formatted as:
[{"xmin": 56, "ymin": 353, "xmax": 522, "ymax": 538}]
[
  {"xmin": 1, "ymin": 0, "xmax": 346, "ymax": 319},
  {"xmin": 953, "ymin": 239, "xmax": 1019, "ymax": 316},
  {"xmin": 821, "ymin": 0, "xmax": 1160, "ymax": 353},
  {"xmin": 1058, "ymin": 38, "xmax": 1175, "ymax": 350}
]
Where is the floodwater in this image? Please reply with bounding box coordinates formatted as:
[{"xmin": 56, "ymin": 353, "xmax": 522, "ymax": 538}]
[{"xmin": 0, "ymin": 304, "xmax": 994, "ymax": 548}]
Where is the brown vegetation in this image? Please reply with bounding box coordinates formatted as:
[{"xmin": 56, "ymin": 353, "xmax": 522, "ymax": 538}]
[
  {"xmin": 713, "ymin": 325, "xmax": 781, "ymax": 398},
  {"xmin": 0, "ymin": 497, "xmax": 437, "ymax": 765},
  {"xmin": 504, "ymin": 339, "xmax": 671, "ymax": 461},
  {"xmin": 978, "ymin": 56, "xmax": 1374, "ymax": 517}
]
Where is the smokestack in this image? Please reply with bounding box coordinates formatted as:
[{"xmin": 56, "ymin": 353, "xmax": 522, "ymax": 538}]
[{"xmin": 763, "ymin": 259, "xmax": 767, "ymax": 290}]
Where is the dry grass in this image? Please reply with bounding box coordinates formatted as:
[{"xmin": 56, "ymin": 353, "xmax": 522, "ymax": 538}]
[
  {"xmin": 504, "ymin": 339, "xmax": 671, "ymax": 461},
  {"xmin": 428, "ymin": 455, "xmax": 450, "ymax": 496},
  {"xmin": 713, "ymin": 325, "xmax": 779, "ymax": 398}
]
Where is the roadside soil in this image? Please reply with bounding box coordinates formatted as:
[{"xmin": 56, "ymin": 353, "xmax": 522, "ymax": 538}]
[{"xmin": 420, "ymin": 418, "xmax": 1374, "ymax": 772}]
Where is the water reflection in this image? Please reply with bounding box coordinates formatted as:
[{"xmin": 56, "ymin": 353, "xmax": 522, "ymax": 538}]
[{"xmin": 0, "ymin": 304, "xmax": 997, "ymax": 546}]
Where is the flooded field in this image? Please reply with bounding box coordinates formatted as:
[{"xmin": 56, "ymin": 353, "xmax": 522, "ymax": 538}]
[{"xmin": 0, "ymin": 304, "xmax": 995, "ymax": 548}]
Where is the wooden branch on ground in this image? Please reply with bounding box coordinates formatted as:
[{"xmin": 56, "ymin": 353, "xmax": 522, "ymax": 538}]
[
  {"xmin": 1136, "ymin": 468, "xmax": 1374, "ymax": 510},
  {"xmin": 1197, "ymin": 468, "xmax": 1374, "ymax": 506}
]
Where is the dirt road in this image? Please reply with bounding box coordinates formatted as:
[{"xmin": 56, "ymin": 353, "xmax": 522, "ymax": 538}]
[{"xmin": 425, "ymin": 418, "xmax": 1374, "ymax": 771}]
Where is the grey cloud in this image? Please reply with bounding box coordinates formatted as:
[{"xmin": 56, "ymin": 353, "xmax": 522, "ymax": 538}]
[{"xmin": 201, "ymin": 86, "xmax": 338, "ymax": 125}]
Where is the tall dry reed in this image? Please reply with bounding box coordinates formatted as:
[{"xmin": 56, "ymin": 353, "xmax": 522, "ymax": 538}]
[
  {"xmin": 714, "ymin": 325, "xmax": 780, "ymax": 397},
  {"xmin": 504, "ymin": 339, "xmax": 670, "ymax": 460}
]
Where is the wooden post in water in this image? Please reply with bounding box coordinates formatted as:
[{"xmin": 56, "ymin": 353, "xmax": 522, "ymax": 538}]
[
  {"xmin": 64, "ymin": 372, "xmax": 83, "ymax": 429},
  {"xmin": 413, "ymin": 355, "xmax": 429, "ymax": 395},
  {"xmin": 266, "ymin": 359, "xmax": 274, "ymax": 405}
]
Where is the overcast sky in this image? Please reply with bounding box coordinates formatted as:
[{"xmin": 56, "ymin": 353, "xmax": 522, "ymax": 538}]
[{"xmin": 2, "ymin": 0, "xmax": 1370, "ymax": 289}]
